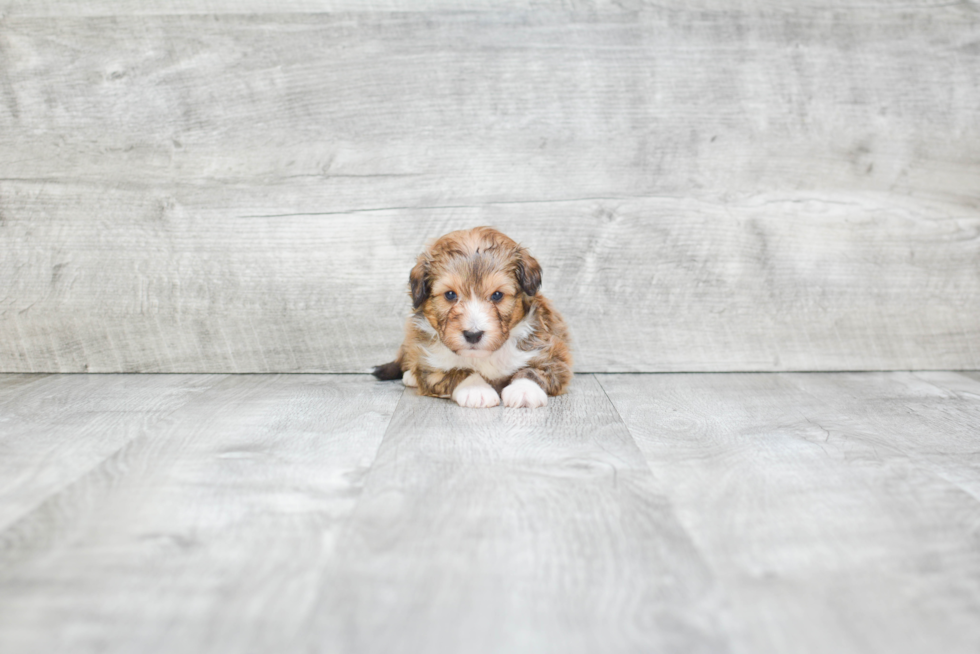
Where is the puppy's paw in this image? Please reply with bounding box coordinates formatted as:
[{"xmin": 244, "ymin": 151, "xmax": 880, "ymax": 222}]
[
  {"xmin": 502, "ymin": 378, "xmax": 548, "ymax": 408},
  {"xmin": 454, "ymin": 385, "xmax": 500, "ymax": 408},
  {"xmin": 452, "ymin": 374, "xmax": 500, "ymax": 408},
  {"xmin": 402, "ymin": 370, "xmax": 418, "ymax": 387}
]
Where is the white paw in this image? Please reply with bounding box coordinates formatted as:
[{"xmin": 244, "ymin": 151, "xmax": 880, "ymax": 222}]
[
  {"xmin": 502, "ymin": 378, "xmax": 548, "ymax": 408},
  {"xmin": 402, "ymin": 370, "xmax": 418, "ymax": 387},
  {"xmin": 452, "ymin": 373, "xmax": 500, "ymax": 408}
]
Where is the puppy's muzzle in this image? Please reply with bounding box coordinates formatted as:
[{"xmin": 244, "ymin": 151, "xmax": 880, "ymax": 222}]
[{"xmin": 463, "ymin": 330, "xmax": 484, "ymax": 344}]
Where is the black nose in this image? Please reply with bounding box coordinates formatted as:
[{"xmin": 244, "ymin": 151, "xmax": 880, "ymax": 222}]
[{"xmin": 463, "ymin": 330, "xmax": 484, "ymax": 344}]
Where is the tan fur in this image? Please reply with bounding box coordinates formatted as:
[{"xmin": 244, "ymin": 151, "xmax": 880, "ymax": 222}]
[{"xmin": 376, "ymin": 227, "xmax": 573, "ymax": 405}]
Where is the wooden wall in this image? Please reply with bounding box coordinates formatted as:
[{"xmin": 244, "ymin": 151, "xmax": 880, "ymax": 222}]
[{"xmin": 1, "ymin": 2, "xmax": 978, "ymax": 372}]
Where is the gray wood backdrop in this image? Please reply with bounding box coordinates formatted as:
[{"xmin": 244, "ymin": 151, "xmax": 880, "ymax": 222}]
[{"xmin": 1, "ymin": 1, "xmax": 978, "ymax": 373}]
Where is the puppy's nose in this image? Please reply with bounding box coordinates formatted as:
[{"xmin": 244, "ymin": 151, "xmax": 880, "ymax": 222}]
[{"xmin": 463, "ymin": 330, "xmax": 484, "ymax": 344}]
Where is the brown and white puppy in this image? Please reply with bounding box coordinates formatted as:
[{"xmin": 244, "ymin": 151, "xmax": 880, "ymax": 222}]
[{"xmin": 373, "ymin": 227, "xmax": 572, "ymax": 408}]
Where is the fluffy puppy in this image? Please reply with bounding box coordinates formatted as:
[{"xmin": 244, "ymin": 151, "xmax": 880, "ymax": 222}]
[{"xmin": 373, "ymin": 227, "xmax": 572, "ymax": 408}]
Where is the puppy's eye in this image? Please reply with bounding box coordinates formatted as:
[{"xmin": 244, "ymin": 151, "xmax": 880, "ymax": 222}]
[
  {"xmin": 490, "ymin": 291, "xmax": 504, "ymax": 302},
  {"xmin": 444, "ymin": 291, "xmax": 457, "ymax": 302}
]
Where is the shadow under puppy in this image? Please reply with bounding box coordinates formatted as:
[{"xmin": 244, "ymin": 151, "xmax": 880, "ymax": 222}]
[{"xmin": 373, "ymin": 227, "xmax": 572, "ymax": 408}]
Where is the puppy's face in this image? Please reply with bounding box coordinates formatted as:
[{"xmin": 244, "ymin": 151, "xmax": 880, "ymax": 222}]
[{"xmin": 409, "ymin": 227, "xmax": 542, "ymax": 358}]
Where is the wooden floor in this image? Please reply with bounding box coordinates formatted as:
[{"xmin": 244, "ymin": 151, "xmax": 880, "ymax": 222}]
[{"xmin": 1, "ymin": 372, "xmax": 978, "ymax": 654}]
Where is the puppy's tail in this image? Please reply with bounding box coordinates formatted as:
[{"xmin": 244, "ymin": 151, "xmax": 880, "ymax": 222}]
[{"xmin": 372, "ymin": 348, "xmax": 405, "ymax": 381}]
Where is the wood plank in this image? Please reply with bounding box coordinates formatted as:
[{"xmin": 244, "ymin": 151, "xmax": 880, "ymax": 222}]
[
  {"xmin": 598, "ymin": 371, "xmax": 980, "ymax": 654},
  {"xmin": 0, "ymin": 374, "xmax": 403, "ymax": 654},
  {"xmin": 2, "ymin": 11, "xmax": 976, "ymax": 199},
  {"xmin": 0, "ymin": 0, "xmax": 531, "ymax": 15},
  {"xmin": 1, "ymin": 9, "xmax": 978, "ymax": 373},
  {"xmin": 2, "ymin": 189, "xmax": 978, "ymax": 373},
  {"xmin": 304, "ymin": 375, "xmax": 728, "ymax": 654},
  {"xmin": 0, "ymin": 373, "xmax": 223, "ymax": 531},
  {"xmin": 0, "ymin": 1, "xmax": 971, "ymax": 16}
]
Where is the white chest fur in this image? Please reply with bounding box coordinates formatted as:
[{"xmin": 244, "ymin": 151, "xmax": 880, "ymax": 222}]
[{"xmin": 419, "ymin": 317, "xmax": 540, "ymax": 382}]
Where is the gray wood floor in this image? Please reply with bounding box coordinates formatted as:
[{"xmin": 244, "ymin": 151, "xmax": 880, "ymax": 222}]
[{"xmin": 1, "ymin": 372, "xmax": 979, "ymax": 653}]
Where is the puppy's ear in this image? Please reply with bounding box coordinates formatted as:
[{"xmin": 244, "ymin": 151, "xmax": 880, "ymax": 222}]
[
  {"xmin": 515, "ymin": 248, "xmax": 542, "ymax": 296},
  {"xmin": 409, "ymin": 255, "xmax": 430, "ymax": 309}
]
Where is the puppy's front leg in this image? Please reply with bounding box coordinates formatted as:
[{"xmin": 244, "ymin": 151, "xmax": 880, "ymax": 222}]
[{"xmin": 415, "ymin": 368, "xmax": 500, "ymax": 408}]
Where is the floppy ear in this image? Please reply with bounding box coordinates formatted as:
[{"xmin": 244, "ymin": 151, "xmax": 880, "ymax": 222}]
[
  {"xmin": 515, "ymin": 248, "xmax": 542, "ymax": 296},
  {"xmin": 409, "ymin": 255, "xmax": 430, "ymax": 309}
]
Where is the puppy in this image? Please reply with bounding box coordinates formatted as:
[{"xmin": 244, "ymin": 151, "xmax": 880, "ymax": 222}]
[{"xmin": 373, "ymin": 227, "xmax": 572, "ymax": 408}]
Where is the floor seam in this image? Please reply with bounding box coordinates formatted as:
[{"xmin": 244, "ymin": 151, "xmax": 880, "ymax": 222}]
[
  {"xmin": 593, "ymin": 373, "xmax": 660, "ymax": 477},
  {"xmin": 298, "ymin": 384, "xmax": 410, "ymax": 624}
]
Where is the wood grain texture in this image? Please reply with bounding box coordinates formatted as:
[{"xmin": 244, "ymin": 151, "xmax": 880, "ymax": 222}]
[
  {"xmin": 0, "ymin": 1, "xmax": 972, "ymax": 16},
  {"xmin": 0, "ymin": 371, "xmax": 978, "ymax": 652},
  {"xmin": 0, "ymin": 373, "xmax": 222, "ymax": 530},
  {"xmin": 598, "ymin": 371, "xmax": 980, "ymax": 654},
  {"xmin": 3, "ymin": 189, "xmax": 978, "ymax": 373},
  {"xmin": 1, "ymin": 8, "xmax": 978, "ymax": 372},
  {"xmin": 0, "ymin": 374, "xmax": 403, "ymax": 654},
  {"xmin": 3, "ymin": 10, "xmax": 976, "ymax": 197},
  {"xmin": 306, "ymin": 374, "xmax": 727, "ymax": 654}
]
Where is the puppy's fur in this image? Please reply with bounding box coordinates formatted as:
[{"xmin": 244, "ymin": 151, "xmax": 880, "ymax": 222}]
[{"xmin": 373, "ymin": 227, "xmax": 572, "ymax": 408}]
